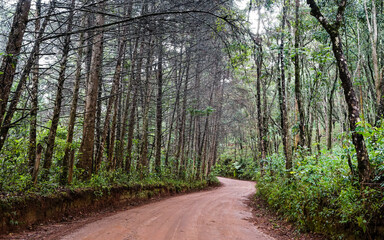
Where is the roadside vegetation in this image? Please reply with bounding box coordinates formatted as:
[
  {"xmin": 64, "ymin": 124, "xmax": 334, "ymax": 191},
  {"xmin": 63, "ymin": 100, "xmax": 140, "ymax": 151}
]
[{"xmin": 216, "ymin": 122, "xmax": 384, "ymax": 238}]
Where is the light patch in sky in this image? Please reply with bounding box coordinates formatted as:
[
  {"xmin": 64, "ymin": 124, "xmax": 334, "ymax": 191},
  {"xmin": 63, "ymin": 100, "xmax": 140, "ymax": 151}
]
[{"xmin": 235, "ymin": 0, "xmax": 261, "ymax": 33}]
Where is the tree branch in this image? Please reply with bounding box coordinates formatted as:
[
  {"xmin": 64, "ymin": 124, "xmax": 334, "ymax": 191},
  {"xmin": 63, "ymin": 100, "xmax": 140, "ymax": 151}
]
[
  {"xmin": 40, "ymin": 10, "xmax": 235, "ymax": 42},
  {"xmin": 306, "ymin": 0, "xmax": 334, "ymax": 34},
  {"xmin": 335, "ymin": 0, "xmax": 347, "ymax": 29}
]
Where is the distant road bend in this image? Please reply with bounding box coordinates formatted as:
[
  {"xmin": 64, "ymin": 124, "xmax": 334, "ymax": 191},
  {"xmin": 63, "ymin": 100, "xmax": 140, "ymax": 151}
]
[{"xmin": 61, "ymin": 177, "xmax": 274, "ymax": 240}]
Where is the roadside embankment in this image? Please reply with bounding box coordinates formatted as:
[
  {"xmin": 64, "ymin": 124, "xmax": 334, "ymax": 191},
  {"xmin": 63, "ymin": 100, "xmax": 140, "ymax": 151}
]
[{"xmin": 0, "ymin": 179, "xmax": 219, "ymax": 234}]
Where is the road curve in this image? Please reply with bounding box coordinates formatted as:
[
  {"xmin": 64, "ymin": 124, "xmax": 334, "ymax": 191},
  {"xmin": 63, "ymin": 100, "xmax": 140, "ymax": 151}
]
[{"xmin": 61, "ymin": 177, "xmax": 274, "ymax": 240}]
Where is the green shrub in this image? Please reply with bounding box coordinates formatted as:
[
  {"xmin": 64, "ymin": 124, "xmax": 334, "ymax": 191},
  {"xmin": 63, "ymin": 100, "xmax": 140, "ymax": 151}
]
[{"xmin": 256, "ymin": 147, "xmax": 384, "ymax": 239}]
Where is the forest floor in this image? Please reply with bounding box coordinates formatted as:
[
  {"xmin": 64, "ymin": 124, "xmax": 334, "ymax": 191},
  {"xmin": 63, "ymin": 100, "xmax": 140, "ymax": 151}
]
[{"xmin": 1, "ymin": 177, "xmax": 326, "ymax": 240}]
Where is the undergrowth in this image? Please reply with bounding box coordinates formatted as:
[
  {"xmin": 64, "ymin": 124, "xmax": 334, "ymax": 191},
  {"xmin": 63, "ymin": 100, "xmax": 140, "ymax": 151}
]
[
  {"xmin": 0, "ymin": 124, "xmax": 219, "ymax": 198},
  {"xmin": 216, "ymin": 123, "xmax": 384, "ymax": 239},
  {"xmin": 257, "ymin": 149, "xmax": 384, "ymax": 239},
  {"xmin": 0, "ymin": 158, "xmax": 218, "ymax": 199}
]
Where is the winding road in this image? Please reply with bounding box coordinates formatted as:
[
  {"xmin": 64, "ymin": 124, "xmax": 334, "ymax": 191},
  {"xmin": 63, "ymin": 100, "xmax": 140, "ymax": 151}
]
[{"xmin": 60, "ymin": 177, "xmax": 273, "ymax": 240}]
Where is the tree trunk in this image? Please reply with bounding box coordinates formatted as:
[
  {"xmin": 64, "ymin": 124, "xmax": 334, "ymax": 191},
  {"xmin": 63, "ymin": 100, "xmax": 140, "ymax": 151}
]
[
  {"xmin": 108, "ymin": 92, "xmax": 119, "ymax": 170},
  {"xmin": 165, "ymin": 52, "xmax": 183, "ymax": 167},
  {"xmin": 95, "ymin": 39, "xmax": 127, "ymax": 171},
  {"xmin": 125, "ymin": 38, "xmax": 143, "ymax": 172},
  {"xmin": 139, "ymin": 38, "xmax": 154, "ymax": 172},
  {"xmin": 0, "ymin": 1, "xmax": 54, "ymax": 151},
  {"xmin": 294, "ymin": 0, "xmax": 305, "ymax": 148},
  {"xmin": 125, "ymin": 84, "xmax": 138, "ymax": 172},
  {"xmin": 176, "ymin": 51, "xmax": 190, "ymax": 175},
  {"xmin": 119, "ymin": 38, "xmax": 138, "ymax": 171},
  {"xmin": 364, "ymin": 0, "xmax": 380, "ymax": 108},
  {"xmin": 327, "ymin": 71, "xmax": 338, "ymax": 151},
  {"xmin": 43, "ymin": 0, "xmax": 75, "ymax": 177},
  {"xmin": 28, "ymin": 0, "xmax": 41, "ymax": 174},
  {"xmin": 32, "ymin": 144, "xmax": 43, "ymax": 185},
  {"xmin": 193, "ymin": 58, "xmax": 202, "ymax": 177},
  {"xmin": 78, "ymin": 1, "xmax": 105, "ymax": 180},
  {"xmin": 155, "ymin": 39, "xmax": 163, "ymax": 173},
  {"xmin": 0, "ymin": 0, "xmax": 31, "ymax": 128},
  {"xmin": 278, "ymin": 0, "xmax": 292, "ymax": 172},
  {"xmin": 254, "ymin": 34, "xmax": 265, "ymax": 172},
  {"xmin": 61, "ymin": 9, "xmax": 85, "ymax": 185}
]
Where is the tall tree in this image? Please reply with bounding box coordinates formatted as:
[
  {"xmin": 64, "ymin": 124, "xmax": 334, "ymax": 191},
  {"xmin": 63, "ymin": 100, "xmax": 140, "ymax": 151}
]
[
  {"xmin": 95, "ymin": 36, "xmax": 127, "ymax": 171},
  {"xmin": 0, "ymin": 0, "xmax": 31, "ymax": 128},
  {"xmin": 61, "ymin": 9, "xmax": 86, "ymax": 185},
  {"xmin": 0, "ymin": 0, "xmax": 55, "ymax": 151},
  {"xmin": 28, "ymin": 0, "xmax": 41, "ymax": 174},
  {"xmin": 307, "ymin": 0, "xmax": 372, "ymax": 184},
  {"xmin": 294, "ymin": 0, "xmax": 305, "ymax": 148},
  {"xmin": 155, "ymin": 38, "xmax": 163, "ymax": 173},
  {"xmin": 364, "ymin": 0, "xmax": 380, "ymax": 108},
  {"xmin": 78, "ymin": 1, "xmax": 106, "ymax": 180},
  {"xmin": 278, "ymin": 0, "xmax": 292, "ymax": 172},
  {"xmin": 43, "ymin": 0, "xmax": 76, "ymax": 177}
]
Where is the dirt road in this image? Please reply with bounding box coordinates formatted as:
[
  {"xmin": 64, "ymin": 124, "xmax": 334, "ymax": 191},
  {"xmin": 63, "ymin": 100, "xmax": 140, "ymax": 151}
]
[{"xmin": 58, "ymin": 177, "xmax": 273, "ymax": 240}]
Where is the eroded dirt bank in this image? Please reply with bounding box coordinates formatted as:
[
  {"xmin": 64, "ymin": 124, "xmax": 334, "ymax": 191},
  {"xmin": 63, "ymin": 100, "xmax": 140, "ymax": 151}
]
[{"xmin": 0, "ymin": 180, "xmax": 212, "ymax": 236}]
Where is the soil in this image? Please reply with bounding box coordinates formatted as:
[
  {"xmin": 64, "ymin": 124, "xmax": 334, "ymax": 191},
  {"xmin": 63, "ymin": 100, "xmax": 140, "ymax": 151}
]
[
  {"xmin": 1, "ymin": 177, "xmax": 328, "ymax": 240},
  {"xmin": 246, "ymin": 193, "xmax": 328, "ymax": 240}
]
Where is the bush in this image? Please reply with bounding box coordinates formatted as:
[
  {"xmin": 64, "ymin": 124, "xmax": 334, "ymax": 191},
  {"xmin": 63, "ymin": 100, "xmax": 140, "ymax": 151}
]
[
  {"xmin": 256, "ymin": 148, "xmax": 384, "ymax": 239},
  {"xmin": 213, "ymin": 156, "xmax": 258, "ymax": 180}
]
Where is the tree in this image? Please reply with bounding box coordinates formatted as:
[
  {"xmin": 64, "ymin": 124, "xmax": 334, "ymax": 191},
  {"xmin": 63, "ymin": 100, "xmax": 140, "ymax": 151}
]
[
  {"xmin": 28, "ymin": 0, "xmax": 41, "ymax": 174},
  {"xmin": 278, "ymin": 0, "xmax": 292, "ymax": 172},
  {"xmin": 78, "ymin": 1, "xmax": 106, "ymax": 180},
  {"xmin": 43, "ymin": 0, "xmax": 75, "ymax": 177},
  {"xmin": 0, "ymin": 0, "xmax": 31, "ymax": 129},
  {"xmin": 294, "ymin": 0, "xmax": 305, "ymax": 149},
  {"xmin": 155, "ymin": 38, "xmax": 163, "ymax": 173},
  {"xmin": 307, "ymin": 0, "xmax": 372, "ymax": 184}
]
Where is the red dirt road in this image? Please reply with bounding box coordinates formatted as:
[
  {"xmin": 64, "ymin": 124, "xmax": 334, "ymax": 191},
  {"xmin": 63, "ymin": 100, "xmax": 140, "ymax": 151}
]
[{"xmin": 60, "ymin": 177, "xmax": 273, "ymax": 240}]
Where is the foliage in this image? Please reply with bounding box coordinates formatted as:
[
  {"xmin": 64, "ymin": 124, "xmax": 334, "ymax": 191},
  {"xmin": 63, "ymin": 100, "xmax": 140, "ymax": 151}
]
[
  {"xmin": 214, "ymin": 155, "xmax": 258, "ymax": 180},
  {"xmin": 0, "ymin": 158, "xmax": 217, "ymax": 199},
  {"xmin": 355, "ymin": 121, "xmax": 384, "ymax": 183},
  {"xmin": 256, "ymin": 145, "xmax": 384, "ymax": 239},
  {"xmin": 0, "ymin": 131, "xmax": 218, "ymax": 197}
]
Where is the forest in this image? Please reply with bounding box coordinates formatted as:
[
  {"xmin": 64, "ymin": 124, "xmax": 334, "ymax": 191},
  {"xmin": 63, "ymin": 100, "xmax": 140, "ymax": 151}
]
[{"xmin": 0, "ymin": 0, "xmax": 383, "ymax": 239}]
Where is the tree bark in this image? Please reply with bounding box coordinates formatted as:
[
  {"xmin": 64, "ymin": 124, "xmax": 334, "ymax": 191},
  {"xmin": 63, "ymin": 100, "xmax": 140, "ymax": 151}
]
[
  {"xmin": 139, "ymin": 38, "xmax": 154, "ymax": 172},
  {"xmin": 78, "ymin": 1, "xmax": 105, "ymax": 180},
  {"xmin": 0, "ymin": 0, "xmax": 31, "ymax": 129},
  {"xmin": 119, "ymin": 38, "xmax": 138, "ymax": 171},
  {"xmin": 253, "ymin": 33, "xmax": 265, "ymax": 172},
  {"xmin": 28, "ymin": 0, "xmax": 41, "ymax": 174},
  {"xmin": 43, "ymin": 0, "xmax": 75, "ymax": 177},
  {"xmin": 278, "ymin": 0, "xmax": 292, "ymax": 172},
  {"xmin": 364, "ymin": 0, "xmax": 380, "ymax": 107},
  {"xmin": 327, "ymin": 71, "xmax": 338, "ymax": 151},
  {"xmin": 125, "ymin": 37, "xmax": 143, "ymax": 172},
  {"xmin": 0, "ymin": 0, "xmax": 55, "ymax": 151},
  {"xmin": 61, "ymin": 7, "xmax": 85, "ymax": 185},
  {"xmin": 176, "ymin": 50, "xmax": 191, "ymax": 175},
  {"xmin": 155, "ymin": 39, "xmax": 163, "ymax": 173},
  {"xmin": 294, "ymin": 0, "xmax": 305, "ymax": 148},
  {"xmin": 95, "ymin": 38, "xmax": 127, "ymax": 171}
]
